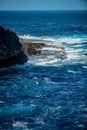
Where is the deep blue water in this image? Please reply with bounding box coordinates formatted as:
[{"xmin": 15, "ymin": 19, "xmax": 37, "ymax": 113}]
[
  {"xmin": 0, "ymin": 10, "xmax": 87, "ymax": 36},
  {"xmin": 0, "ymin": 11, "xmax": 87, "ymax": 130}
]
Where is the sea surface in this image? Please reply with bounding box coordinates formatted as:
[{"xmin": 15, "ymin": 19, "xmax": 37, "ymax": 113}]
[{"xmin": 0, "ymin": 11, "xmax": 87, "ymax": 130}]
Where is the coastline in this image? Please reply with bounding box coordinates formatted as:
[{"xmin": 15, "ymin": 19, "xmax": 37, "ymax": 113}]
[{"xmin": 0, "ymin": 10, "xmax": 87, "ymax": 130}]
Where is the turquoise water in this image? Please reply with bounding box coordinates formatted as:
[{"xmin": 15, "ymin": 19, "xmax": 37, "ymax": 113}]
[{"xmin": 0, "ymin": 11, "xmax": 87, "ymax": 130}]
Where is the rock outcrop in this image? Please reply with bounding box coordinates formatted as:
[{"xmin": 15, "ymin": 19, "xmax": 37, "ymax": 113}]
[
  {"xmin": 21, "ymin": 42, "xmax": 45, "ymax": 56},
  {"xmin": 0, "ymin": 26, "xmax": 28, "ymax": 68},
  {"xmin": 0, "ymin": 26, "xmax": 67, "ymax": 68}
]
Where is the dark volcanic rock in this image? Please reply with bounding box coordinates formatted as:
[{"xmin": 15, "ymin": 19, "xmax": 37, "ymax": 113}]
[{"xmin": 0, "ymin": 26, "xmax": 28, "ymax": 68}]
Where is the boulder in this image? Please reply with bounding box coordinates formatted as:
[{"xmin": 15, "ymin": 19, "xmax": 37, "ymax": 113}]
[
  {"xmin": 0, "ymin": 26, "xmax": 28, "ymax": 68},
  {"xmin": 20, "ymin": 41, "xmax": 67, "ymax": 60},
  {"xmin": 21, "ymin": 42, "xmax": 45, "ymax": 56}
]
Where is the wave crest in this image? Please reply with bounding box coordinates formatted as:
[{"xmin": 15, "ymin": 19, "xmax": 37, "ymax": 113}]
[{"xmin": 19, "ymin": 34, "xmax": 87, "ymax": 45}]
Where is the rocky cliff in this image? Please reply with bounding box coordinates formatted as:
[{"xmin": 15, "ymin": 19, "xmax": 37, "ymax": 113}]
[
  {"xmin": 0, "ymin": 26, "xmax": 67, "ymax": 68},
  {"xmin": 0, "ymin": 26, "xmax": 28, "ymax": 68}
]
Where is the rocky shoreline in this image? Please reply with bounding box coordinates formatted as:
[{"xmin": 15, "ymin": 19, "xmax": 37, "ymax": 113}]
[
  {"xmin": 0, "ymin": 26, "xmax": 67, "ymax": 68},
  {"xmin": 0, "ymin": 26, "xmax": 28, "ymax": 68}
]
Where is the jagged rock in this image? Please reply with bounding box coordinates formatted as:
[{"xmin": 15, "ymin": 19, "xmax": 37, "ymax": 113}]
[
  {"xmin": 0, "ymin": 26, "xmax": 67, "ymax": 68},
  {"xmin": 0, "ymin": 26, "xmax": 28, "ymax": 68},
  {"xmin": 21, "ymin": 41, "xmax": 67, "ymax": 60},
  {"xmin": 22, "ymin": 42, "xmax": 45, "ymax": 56}
]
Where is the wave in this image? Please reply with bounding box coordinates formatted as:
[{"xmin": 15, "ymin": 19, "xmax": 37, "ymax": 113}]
[
  {"xmin": 18, "ymin": 34, "xmax": 87, "ymax": 66},
  {"xmin": 19, "ymin": 34, "xmax": 87, "ymax": 45},
  {"xmin": 19, "ymin": 35, "xmax": 56, "ymax": 45},
  {"xmin": 0, "ymin": 34, "xmax": 87, "ymax": 70}
]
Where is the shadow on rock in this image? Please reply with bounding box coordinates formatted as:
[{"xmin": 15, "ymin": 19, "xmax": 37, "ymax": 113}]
[{"xmin": 0, "ymin": 26, "xmax": 28, "ymax": 68}]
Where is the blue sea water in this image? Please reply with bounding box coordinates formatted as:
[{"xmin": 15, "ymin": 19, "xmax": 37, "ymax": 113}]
[{"xmin": 0, "ymin": 11, "xmax": 87, "ymax": 130}]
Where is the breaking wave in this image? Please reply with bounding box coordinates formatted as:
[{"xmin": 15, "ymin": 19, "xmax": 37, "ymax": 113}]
[{"xmin": 19, "ymin": 35, "xmax": 87, "ymax": 66}]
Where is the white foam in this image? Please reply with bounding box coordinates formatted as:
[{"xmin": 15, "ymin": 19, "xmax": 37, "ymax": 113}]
[
  {"xmin": 35, "ymin": 117, "xmax": 44, "ymax": 125},
  {"xmin": 68, "ymin": 70, "xmax": 78, "ymax": 74},
  {"xmin": 0, "ymin": 101, "xmax": 4, "ymax": 104},
  {"xmin": 19, "ymin": 34, "xmax": 87, "ymax": 65},
  {"xmin": 28, "ymin": 57, "xmax": 58, "ymax": 66},
  {"xmin": 42, "ymin": 47, "xmax": 57, "ymax": 51},
  {"xmin": 78, "ymin": 125, "xmax": 84, "ymax": 128},
  {"xmin": 0, "ymin": 35, "xmax": 86, "ymax": 68},
  {"xmin": 19, "ymin": 35, "xmax": 41, "ymax": 40},
  {"xmin": 26, "ymin": 34, "xmax": 86, "ymax": 65},
  {"xmin": 19, "ymin": 35, "xmax": 87, "ymax": 45},
  {"xmin": 82, "ymin": 66, "xmax": 87, "ymax": 69},
  {"xmin": 13, "ymin": 121, "xmax": 28, "ymax": 129},
  {"xmin": 13, "ymin": 121, "xmax": 33, "ymax": 130},
  {"xmin": 67, "ymin": 53, "xmax": 82, "ymax": 61},
  {"xmin": 58, "ymin": 37, "xmax": 81, "ymax": 44}
]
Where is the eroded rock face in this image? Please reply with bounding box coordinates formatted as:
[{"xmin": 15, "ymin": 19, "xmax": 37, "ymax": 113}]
[
  {"xmin": 0, "ymin": 26, "xmax": 67, "ymax": 68},
  {"xmin": 22, "ymin": 42, "xmax": 45, "ymax": 56},
  {"xmin": 21, "ymin": 42, "xmax": 67, "ymax": 60},
  {"xmin": 0, "ymin": 26, "xmax": 28, "ymax": 68}
]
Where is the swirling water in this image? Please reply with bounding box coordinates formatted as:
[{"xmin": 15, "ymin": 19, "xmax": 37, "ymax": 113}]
[{"xmin": 0, "ymin": 11, "xmax": 87, "ymax": 130}]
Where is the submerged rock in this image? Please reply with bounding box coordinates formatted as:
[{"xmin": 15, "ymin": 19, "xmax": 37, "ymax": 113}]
[
  {"xmin": 40, "ymin": 45, "xmax": 67, "ymax": 60},
  {"xmin": 20, "ymin": 38, "xmax": 67, "ymax": 60},
  {"xmin": 20, "ymin": 40, "xmax": 67, "ymax": 60},
  {"xmin": 21, "ymin": 42, "xmax": 45, "ymax": 56},
  {"xmin": 0, "ymin": 26, "xmax": 28, "ymax": 68},
  {"xmin": 54, "ymin": 47, "xmax": 67, "ymax": 59}
]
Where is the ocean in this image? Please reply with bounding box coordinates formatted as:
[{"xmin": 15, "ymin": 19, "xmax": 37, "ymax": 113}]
[{"xmin": 0, "ymin": 11, "xmax": 87, "ymax": 130}]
